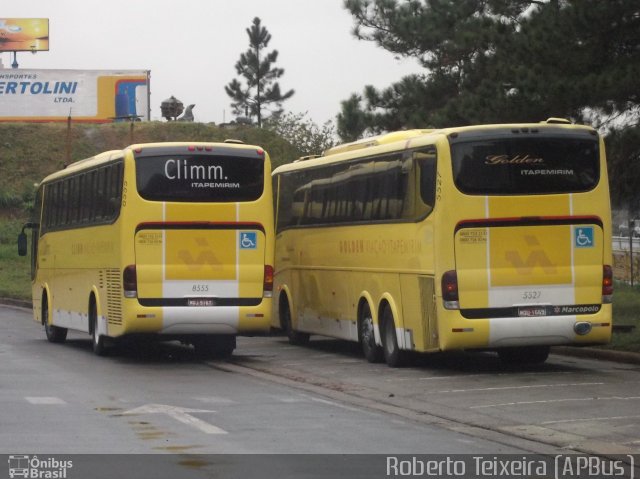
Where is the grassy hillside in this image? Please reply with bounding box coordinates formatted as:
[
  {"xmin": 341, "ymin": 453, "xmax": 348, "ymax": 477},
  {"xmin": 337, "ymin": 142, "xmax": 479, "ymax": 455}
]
[
  {"xmin": 0, "ymin": 121, "xmax": 301, "ymax": 215},
  {"xmin": 0, "ymin": 121, "xmax": 301, "ymax": 301}
]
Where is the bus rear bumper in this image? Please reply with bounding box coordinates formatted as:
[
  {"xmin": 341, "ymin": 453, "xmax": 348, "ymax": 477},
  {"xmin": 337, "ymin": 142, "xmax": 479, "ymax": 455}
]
[
  {"xmin": 438, "ymin": 307, "xmax": 612, "ymax": 351},
  {"xmin": 157, "ymin": 306, "xmax": 239, "ymax": 335},
  {"xmin": 488, "ymin": 315, "xmax": 611, "ymax": 348},
  {"xmin": 119, "ymin": 296, "xmax": 272, "ymax": 336},
  {"xmin": 161, "ymin": 306, "xmax": 271, "ymax": 335}
]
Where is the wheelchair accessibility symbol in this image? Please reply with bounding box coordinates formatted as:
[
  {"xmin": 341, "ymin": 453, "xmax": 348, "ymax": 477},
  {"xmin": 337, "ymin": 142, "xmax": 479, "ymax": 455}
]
[
  {"xmin": 240, "ymin": 232, "xmax": 257, "ymax": 250},
  {"xmin": 574, "ymin": 227, "xmax": 594, "ymax": 248}
]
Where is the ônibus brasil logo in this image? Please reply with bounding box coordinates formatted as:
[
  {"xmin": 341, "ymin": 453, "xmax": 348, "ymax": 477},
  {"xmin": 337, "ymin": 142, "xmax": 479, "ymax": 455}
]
[{"xmin": 8, "ymin": 455, "xmax": 73, "ymax": 479}]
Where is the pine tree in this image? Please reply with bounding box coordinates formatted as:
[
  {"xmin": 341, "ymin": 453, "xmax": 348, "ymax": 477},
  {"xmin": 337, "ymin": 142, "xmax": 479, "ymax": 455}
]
[
  {"xmin": 340, "ymin": 0, "xmax": 640, "ymax": 132},
  {"xmin": 336, "ymin": 94, "xmax": 370, "ymax": 142},
  {"xmin": 225, "ymin": 17, "xmax": 294, "ymax": 127}
]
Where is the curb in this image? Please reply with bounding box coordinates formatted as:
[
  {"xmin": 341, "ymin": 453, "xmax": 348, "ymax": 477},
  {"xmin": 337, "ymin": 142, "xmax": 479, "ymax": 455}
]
[
  {"xmin": 552, "ymin": 345, "xmax": 640, "ymax": 365},
  {"xmin": 0, "ymin": 298, "xmax": 31, "ymax": 309},
  {"xmin": 2, "ymin": 297, "xmax": 639, "ymax": 365}
]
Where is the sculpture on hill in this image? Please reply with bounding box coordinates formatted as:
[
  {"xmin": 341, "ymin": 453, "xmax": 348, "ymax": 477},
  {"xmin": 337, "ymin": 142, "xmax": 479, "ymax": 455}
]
[
  {"xmin": 160, "ymin": 96, "xmax": 184, "ymax": 121},
  {"xmin": 177, "ymin": 104, "xmax": 195, "ymax": 122}
]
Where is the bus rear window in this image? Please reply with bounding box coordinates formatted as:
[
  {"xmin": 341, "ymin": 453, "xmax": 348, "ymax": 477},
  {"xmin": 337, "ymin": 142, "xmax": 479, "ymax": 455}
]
[
  {"xmin": 136, "ymin": 154, "xmax": 264, "ymax": 202},
  {"xmin": 451, "ymin": 137, "xmax": 599, "ymax": 195}
]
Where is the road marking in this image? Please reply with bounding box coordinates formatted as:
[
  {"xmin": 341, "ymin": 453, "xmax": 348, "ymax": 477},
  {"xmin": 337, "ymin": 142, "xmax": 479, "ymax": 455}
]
[
  {"xmin": 277, "ymin": 396, "xmax": 306, "ymax": 403},
  {"xmin": 192, "ymin": 396, "xmax": 235, "ymax": 404},
  {"xmin": 122, "ymin": 404, "xmax": 227, "ymax": 434},
  {"xmin": 541, "ymin": 414, "xmax": 640, "ymax": 425},
  {"xmin": 25, "ymin": 397, "xmax": 66, "ymax": 405},
  {"xmin": 472, "ymin": 395, "xmax": 640, "ymax": 409},
  {"xmin": 309, "ymin": 396, "xmax": 364, "ymax": 413},
  {"xmin": 435, "ymin": 382, "xmax": 604, "ymax": 394},
  {"xmin": 414, "ymin": 371, "xmax": 577, "ymax": 381}
]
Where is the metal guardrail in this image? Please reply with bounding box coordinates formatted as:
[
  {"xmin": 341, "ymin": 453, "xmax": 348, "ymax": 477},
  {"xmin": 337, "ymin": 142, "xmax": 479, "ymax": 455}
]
[
  {"xmin": 612, "ymin": 236, "xmax": 639, "ymax": 283},
  {"xmin": 612, "ymin": 236, "xmax": 640, "ymax": 252}
]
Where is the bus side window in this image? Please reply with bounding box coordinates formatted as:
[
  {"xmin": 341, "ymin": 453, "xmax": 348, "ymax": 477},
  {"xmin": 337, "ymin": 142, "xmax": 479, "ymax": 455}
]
[{"xmin": 414, "ymin": 147, "xmax": 437, "ymax": 212}]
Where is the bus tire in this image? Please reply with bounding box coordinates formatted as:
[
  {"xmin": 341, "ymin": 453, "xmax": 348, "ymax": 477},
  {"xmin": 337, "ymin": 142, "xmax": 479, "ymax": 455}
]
[
  {"xmin": 43, "ymin": 295, "xmax": 67, "ymax": 343},
  {"xmin": 359, "ymin": 302, "xmax": 383, "ymax": 363},
  {"xmin": 194, "ymin": 335, "xmax": 236, "ymax": 359},
  {"xmin": 497, "ymin": 346, "xmax": 550, "ymax": 365},
  {"xmin": 89, "ymin": 298, "xmax": 108, "ymax": 356},
  {"xmin": 281, "ymin": 294, "xmax": 310, "ymax": 346},
  {"xmin": 381, "ymin": 305, "xmax": 406, "ymax": 368}
]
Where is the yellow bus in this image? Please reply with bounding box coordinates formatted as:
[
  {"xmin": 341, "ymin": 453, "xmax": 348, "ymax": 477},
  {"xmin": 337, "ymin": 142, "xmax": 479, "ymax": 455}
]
[
  {"xmin": 18, "ymin": 141, "xmax": 274, "ymax": 356},
  {"xmin": 271, "ymin": 120, "xmax": 613, "ymax": 366}
]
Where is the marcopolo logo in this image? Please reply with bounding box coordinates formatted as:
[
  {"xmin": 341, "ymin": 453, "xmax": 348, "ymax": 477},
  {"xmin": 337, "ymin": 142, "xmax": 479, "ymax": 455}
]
[{"xmin": 8, "ymin": 455, "xmax": 73, "ymax": 479}]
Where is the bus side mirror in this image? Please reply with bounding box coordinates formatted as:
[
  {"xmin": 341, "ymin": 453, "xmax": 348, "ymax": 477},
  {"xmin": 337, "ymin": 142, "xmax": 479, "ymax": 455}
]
[
  {"xmin": 17, "ymin": 222, "xmax": 37, "ymax": 257},
  {"xmin": 17, "ymin": 231, "xmax": 28, "ymax": 256}
]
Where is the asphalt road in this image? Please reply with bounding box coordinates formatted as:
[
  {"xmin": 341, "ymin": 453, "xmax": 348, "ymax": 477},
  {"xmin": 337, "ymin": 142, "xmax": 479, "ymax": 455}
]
[
  {"xmin": 2, "ymin": 304, "xmax": 640, "ymax": 478},
  {"xmin": 226, "ymin": 335, "xmax": 640, "ymax": 458},
  {"xmin": 1, "ymin": 306, "xmax": 530, "ymax": 455}
]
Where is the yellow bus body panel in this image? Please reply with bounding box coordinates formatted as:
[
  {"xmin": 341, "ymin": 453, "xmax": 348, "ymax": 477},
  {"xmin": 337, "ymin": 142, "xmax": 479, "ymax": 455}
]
[
  {"xmin": 29, "ymin": 142, "xmax": 274, "ymax": 342},
  {"xmin": 273, "ymin": 124, "xmax": 612, "ymax": 356}
]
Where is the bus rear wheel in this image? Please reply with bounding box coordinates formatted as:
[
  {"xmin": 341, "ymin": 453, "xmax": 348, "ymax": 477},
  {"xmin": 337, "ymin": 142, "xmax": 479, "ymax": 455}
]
[
  {"xmin": 381, "ymin": 305, "xmax": 406, "ymax": 368},
  {"xmin": 359, "ymin": 302, "xmax": 383, "ymax": 363},
  {"xmin": 89, "ymin": 299, "xmax": 108, "ymax": 356},
  {"xmin": 193, "ymin": 335, "xmax": 236, "ymax": 359},
  {"xmin": 497, "ymin": 346, "xmax": 550, "ymax": 365},
  {"xmin": 281, "ymin": 295, "xmax": 310, "ymax": 346},
  {"xmin": 43, "ymin": 296, "xmax": 67, "ymax": 343}
]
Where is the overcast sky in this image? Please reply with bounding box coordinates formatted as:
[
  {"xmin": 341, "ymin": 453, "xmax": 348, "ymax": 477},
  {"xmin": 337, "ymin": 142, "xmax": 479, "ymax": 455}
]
[{"xmin": 0, "ymin": 0, "xmax": 424, "ymax": 126}]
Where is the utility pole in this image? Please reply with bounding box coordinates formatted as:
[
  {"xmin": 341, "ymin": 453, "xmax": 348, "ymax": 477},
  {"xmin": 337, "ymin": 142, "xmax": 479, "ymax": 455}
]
[{"xmin": 630, "ymin": 219, "xmax": 635, "ymax": 287}]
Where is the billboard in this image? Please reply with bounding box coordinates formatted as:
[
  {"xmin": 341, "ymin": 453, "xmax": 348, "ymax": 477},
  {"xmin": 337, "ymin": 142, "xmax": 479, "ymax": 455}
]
[
  {"xmin": 0, "ymin": 69, "xmax": 150, "ymax": 122},
  {"xmin": 0, "ymin": 18, "xmax": 49, "ymax": 52}
]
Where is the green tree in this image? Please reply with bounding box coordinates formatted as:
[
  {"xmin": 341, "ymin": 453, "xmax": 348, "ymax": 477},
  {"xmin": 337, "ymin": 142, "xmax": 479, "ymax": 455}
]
[
  {"xmin": 225, "ymin": 17, "xmax": 294, "ymax": 127},
  {"xmin": 340, "ymin": 0, "xmax": 640, "ymax": 132},
  {"xmin": 264, "ymin": 112, "xmax": 336, "ymax": 157},
  {"xmin": 340, "ymin": 0, "xmax": 640, "ymax": 213},
  {"xmin": 607, "ymin": 125, "xmax": 640, "ymax": 214},
  {"xmin": 336, "ymin": 94, "xmax": 370, "ymax": 142}
]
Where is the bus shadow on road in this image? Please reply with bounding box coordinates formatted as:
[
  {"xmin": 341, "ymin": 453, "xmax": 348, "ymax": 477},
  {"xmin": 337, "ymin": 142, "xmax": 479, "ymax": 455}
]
[
  {"xmin": 56, "ymin": 335, "xmax": 213, "ymax": 365},
  {"xmin": 234, "ymin": 335, "xmax": 575, "ymax": 375},
  {"xmin": 45, "ymin": 333, "xmax": 579, "ymax": 374}
]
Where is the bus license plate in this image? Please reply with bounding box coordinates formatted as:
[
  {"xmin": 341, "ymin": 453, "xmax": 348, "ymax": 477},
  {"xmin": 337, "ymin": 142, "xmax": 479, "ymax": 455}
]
[
  {"xmin": 187, "ymin": 298, "xmax": 216, "ymax": 307},
  {"xmin": 518, "ymin": 306, "xmax": 547, "ymax": 317}
]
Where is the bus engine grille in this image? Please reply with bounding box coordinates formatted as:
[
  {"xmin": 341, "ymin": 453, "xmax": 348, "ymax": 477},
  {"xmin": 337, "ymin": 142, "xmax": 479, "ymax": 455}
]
[{"xmin": 105, "ymin": 269, "xmax": 123, "ymax": 326}]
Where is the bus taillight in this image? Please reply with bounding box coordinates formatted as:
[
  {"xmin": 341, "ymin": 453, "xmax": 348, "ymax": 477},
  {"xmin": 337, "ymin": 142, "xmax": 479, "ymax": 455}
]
[
  {"xmin": 264, "ymin": 265, "xmax": 274, "ymax": 298},
  {"xmin": 602, "ymin": 265, "xmax": 613, "ymax": 303},
  {"xmin": 442, "ymin": 270, "xmax": 460, "ymax": 310},
  {"xmin": 123, "ymin": 265, "xmax": 138, "ymax": 298}
]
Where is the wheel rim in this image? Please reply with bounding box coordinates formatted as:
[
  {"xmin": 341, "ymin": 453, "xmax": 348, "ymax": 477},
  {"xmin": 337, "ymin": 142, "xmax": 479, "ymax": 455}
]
[
  {"xmin": 383, "ymin": 314, "xmax": 396, "ymax": 353},
  {"xmin": 361, "ymin": 309, "xmax": 375, "ymax": 347},
  {"xmin": 284, "ymin": 306, "xmax": 291, "ymax": 332},
  {"xmin": 43, "ymin": 301, "xmax": 53, "ymax": 338},
  {"xmin": 90, "ymin": 302, "xmax": 102, "ymax": 348},
  {"xmin": 43, "ymin": 300, "xmax": 49, "ymax": 327}
]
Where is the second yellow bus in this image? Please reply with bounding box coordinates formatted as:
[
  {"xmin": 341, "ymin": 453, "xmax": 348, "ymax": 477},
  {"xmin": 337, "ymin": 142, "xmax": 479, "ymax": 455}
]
[{"xmin": 271, "ymin": 120, "xmax": 613, "ymax": 366}]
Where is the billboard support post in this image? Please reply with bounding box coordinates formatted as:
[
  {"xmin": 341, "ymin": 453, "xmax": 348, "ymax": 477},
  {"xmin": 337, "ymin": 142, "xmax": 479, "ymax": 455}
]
[
  {"xmin": 11, "ymin": 52, "xmax": 18, "ymax": 69},
  {"xmin": 65, "ymin": 113, "xmax": 72, "ymax": 166},
  {"xmin": 129, "ymin": 118, "xmax": 135, "ymax": 145},
  {"xmin": 630, "ymin": 219, "xmax": 635, "ymax": 287}
]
